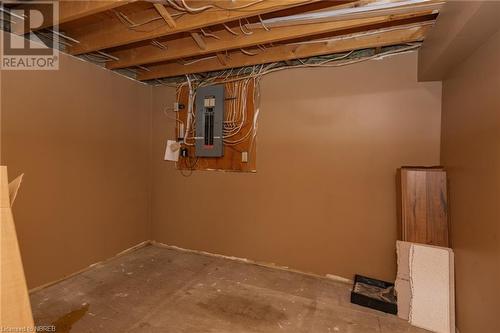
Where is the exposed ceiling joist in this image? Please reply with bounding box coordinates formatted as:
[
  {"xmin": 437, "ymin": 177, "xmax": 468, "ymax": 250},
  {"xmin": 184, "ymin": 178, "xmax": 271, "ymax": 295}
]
[
  {"xmin": 106, "ymin": 9, "xmax": 435, "ymax": 69},
  {"xmin": 56, "ymin": 0, "xmax": 135, "ymax": 24},
  {"xmin": 11, "ymin": 0, "xmax": 134, "ymax": 35},
  {"xmin": 1, "ymin": 0, "xmax": 442, "ymax": 82},
  {"xmin": 68, "ymin": 0, "xmax": 324, "ymax": 55},
  {"xmin": 138, "ymin": 22, "xmax": 432, "ymax": 80},
  {"xmin": 246, "ymin": 0, "xmax": 443, "ymax": 28}
]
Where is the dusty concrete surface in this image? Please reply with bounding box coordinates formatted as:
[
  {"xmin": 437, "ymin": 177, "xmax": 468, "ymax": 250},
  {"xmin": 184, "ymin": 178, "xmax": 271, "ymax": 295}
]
[{"xmin": 31, "ymin": 245, "xmax": 430, "ymax": 333}]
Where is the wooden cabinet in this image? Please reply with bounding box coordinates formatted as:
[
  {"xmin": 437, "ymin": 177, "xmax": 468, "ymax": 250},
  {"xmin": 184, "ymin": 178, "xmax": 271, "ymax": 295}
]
[{"xmin": 396, "ymin": 167, "xmax": 449, "ymax": 247}]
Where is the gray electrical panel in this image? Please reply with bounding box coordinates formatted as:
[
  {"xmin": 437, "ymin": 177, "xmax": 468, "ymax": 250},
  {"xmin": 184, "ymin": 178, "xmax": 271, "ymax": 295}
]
[{"xmin": 195, "ymin": 84, "xmax": 224, "ymax": 157}]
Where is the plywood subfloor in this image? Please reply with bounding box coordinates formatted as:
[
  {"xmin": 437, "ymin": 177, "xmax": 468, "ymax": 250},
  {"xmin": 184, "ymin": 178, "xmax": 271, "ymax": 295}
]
[{"xmin": 31, "ymin": 245, "xmax": 430, "ymax": 333}]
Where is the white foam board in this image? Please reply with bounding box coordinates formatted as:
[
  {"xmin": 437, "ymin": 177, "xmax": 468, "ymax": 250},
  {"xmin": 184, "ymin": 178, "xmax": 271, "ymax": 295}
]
[{"xmin": 409, "ymin": 244, "xmax": 455, "ymax": 333}]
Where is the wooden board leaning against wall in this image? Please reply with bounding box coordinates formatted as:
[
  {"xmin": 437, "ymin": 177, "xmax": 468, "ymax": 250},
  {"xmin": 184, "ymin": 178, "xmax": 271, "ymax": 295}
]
[
  {"xmin": 175, "ymin": 78, "xmax": 257, "ymax": 173},
  {"xmin": 0, "ymin": 166, "xmax": 35, "ymax": 331},
  {"xmin": 396, "ymin": 167, "xmax": 449, "ymax": 247}
]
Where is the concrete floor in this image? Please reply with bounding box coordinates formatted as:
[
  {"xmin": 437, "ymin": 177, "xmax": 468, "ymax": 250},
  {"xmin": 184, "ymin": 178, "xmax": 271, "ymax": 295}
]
[{"xmin": 31, "ymin": 245, "xmax": 429, "ymax": 333}]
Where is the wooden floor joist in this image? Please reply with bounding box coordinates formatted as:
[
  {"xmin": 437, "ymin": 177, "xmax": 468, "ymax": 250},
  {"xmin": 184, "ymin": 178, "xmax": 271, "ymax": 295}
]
[
  {"xmin": 56, "ymin": 0, "xmax": 135, "ymax": 24},
  {"xmin": 68, "ymin": 0, "xmax": 323, "ymax": 55},
  {"xmin": 138, "ymin": 22, "xmax": 432, "ymax": 80},
  {"xmin": 245, "ymin": 1, "xmax": 443, "ymax": 29},
  {"xmin": 2, "ymin": 0, "xmax": 441, "ymax": 80},
  {"xmin": 11, "ymin": 0, "xmax": 133, "ymax": 35},
  {"xmin": 106, "ymin": 10, "xmax": 435, "ymax": 69}
]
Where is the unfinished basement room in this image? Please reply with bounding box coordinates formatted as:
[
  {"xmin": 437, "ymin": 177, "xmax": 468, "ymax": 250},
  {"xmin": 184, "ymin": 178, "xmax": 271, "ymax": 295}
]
[{"xmin": 1, "ymin": 0, "xmax": 499, "ymax": 332}]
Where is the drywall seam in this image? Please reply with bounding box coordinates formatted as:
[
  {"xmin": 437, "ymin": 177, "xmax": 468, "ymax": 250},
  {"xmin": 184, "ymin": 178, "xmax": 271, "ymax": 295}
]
[
  {"xmin": 151, "ymin": 241, "xmax": 353, "ymax": 285},
  {"xmin": 28, "ymin": 241, "xmax": 152, "ymax": 294}
]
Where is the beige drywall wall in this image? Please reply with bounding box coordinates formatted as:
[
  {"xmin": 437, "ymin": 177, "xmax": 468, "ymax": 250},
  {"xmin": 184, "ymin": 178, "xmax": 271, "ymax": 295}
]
[
  {"xmin": 441, "ymin": 29, "xmax": 500, "ymax": 333},
  {"xmin": 151, "ymin": 52, "xmax": 442, "ymax": 281},
  {"xmin": 418, "ymin": 1, "xmax": 500, "ymax": 81},
  {"xmin": 0, "ymin": 46, "xmax": 152, "ymax": 288}
]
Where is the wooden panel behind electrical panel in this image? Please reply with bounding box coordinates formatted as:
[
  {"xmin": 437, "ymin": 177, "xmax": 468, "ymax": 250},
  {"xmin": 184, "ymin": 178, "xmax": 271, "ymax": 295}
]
[
  {"xmin": 176, "ymin": 79, "xmax": 257, "ymax": 172},
  {"xmin": 397, "ymin": 167, "xmax": 449, "ymax": 247}
]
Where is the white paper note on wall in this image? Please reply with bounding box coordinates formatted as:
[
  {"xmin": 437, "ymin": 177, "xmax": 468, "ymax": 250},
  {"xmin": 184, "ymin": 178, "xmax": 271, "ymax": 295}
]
[{"xmin": 164, "ymin": 140, "xmax": 180, "ymax": 162}]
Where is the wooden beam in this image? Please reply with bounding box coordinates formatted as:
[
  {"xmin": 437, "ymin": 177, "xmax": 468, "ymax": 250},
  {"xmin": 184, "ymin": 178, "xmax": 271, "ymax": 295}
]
[
  {"xmin": 246, "ymin": 1, "xmax": 444, "ymax": 28},
  {"xmin": 11, "ymin": 0, "xmax": 133, "ymax": 34},
  {"xmin": 57, "ymin": 0, "xmax": 134, "ymax": 25},
  {"xmin": 153, "ymin": 3, "xmax": 177, "ymax": 28},
  {"xmin": 138, "ymin": 22, "xmax": 432, "ymax": 80},
  {"xmin": 190, "ymin": 32, "xmax": 207, "ymax": 50},
  {"xmin": 107, "ymin": 10, "xmax": 435, "ymax": 69},
  {"xmin": 68, "ymin": 0, "xmax": 324, "ymax": 55}
]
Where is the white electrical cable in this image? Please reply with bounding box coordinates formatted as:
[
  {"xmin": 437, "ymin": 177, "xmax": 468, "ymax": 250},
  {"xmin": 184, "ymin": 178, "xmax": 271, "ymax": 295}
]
[
  {"xmin": 0, "ymin": 7, "xmax": 25, "ymax": 20},
  {"xmin": 151, "ymin": 39, "xmax": 168, "ymax": 49},
  {"xmin": 165, "ymin": 0, "xmax": 265, "ymax": 12},
  {"xmin": 248, "ymin": 0, "xmax": 440, "ymax": 28},
  {"xmin": 258, "ymin": 15, "xmax": 270, "ymax": 31},
  {"xmin": 183, "ymin": 74, "xmax": 194, "ymax": 144},
  {"xmin": 48, "ymin": 29, "xmax": 80, "ymax": 44},
  {"xmin": 223, "ymin": 23, "xmax": 239, "ymax": 36},
  {"xmin": 113, "ymin": 9, "xmax": 183, "ymax": 31},
  {"xmin": 182, "ymin": 55, "xmax": 217, "ymax": 66},
  {"xmin": 137, "ymin": 65, "xmax": 151, "ymax": 72},
  {"xmin": 97, "ymin": 51, "xmax": 119, "ymax": 61},
  {"xmin": 240, "ymin": 48, "xmax": 259, "ymax": 56},
  {"xmin": 179, "ymin": 0, "xmax": 214, "ymax": 13},
  {"xmin": 165, "ymin": 0, "xmax": 187, "ymax": 12},
  {"xmin": 286, "ymin": 22, "xmax": 434, "ymax": 46},
  {"xmin": 170, "ymin": 44, "xmax": 420, "ymax": 150},
  {"xmin": 239, "ymin": 19, "xmax": 253, "ymax": 35},
  {"xmin": 188, "ymin": 45, "xmax": 419, "ymax": 87},
  {"xmin": 201, "ymin": 28, "xmax": 221, "ymax": 40}
]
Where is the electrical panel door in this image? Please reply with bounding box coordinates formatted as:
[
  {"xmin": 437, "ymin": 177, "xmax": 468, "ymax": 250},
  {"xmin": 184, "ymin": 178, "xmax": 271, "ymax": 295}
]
[{"xmin": 195, "ymin": 84, "xmax": 224, "ymax": 157}]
